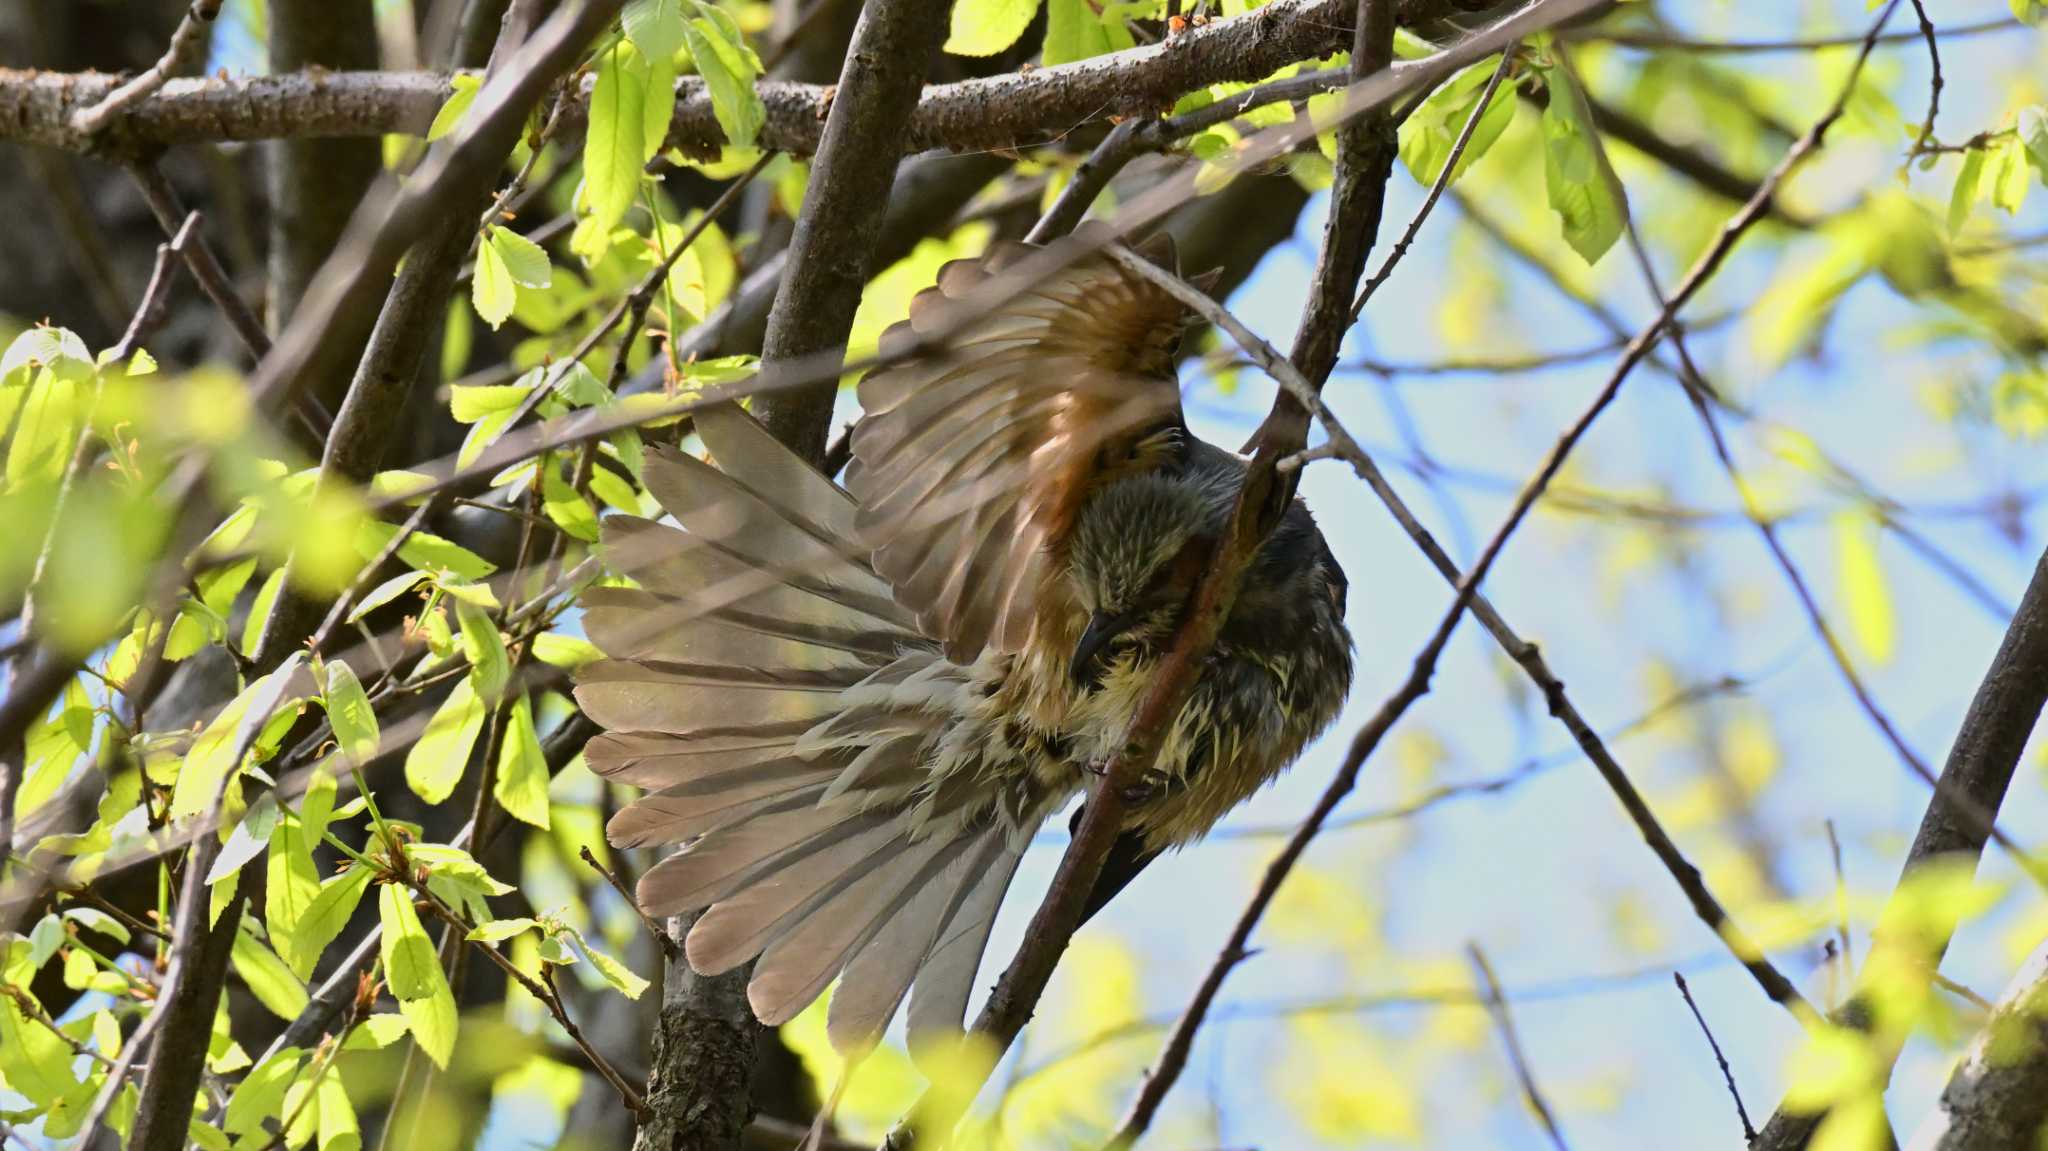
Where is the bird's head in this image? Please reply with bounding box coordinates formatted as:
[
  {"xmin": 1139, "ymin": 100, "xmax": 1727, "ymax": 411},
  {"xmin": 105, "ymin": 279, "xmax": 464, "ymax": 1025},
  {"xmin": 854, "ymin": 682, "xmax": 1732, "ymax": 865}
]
[{"xmin": 1063, "ymin": 473, "xmax": 1228, "ymax": 688}]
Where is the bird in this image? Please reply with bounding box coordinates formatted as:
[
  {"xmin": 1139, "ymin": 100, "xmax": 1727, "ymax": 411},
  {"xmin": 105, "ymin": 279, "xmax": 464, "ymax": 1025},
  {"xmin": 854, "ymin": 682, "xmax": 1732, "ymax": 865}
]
[{"xmin": 573, "ymin": 233, "xmax": 1354, "ymax": 1055}]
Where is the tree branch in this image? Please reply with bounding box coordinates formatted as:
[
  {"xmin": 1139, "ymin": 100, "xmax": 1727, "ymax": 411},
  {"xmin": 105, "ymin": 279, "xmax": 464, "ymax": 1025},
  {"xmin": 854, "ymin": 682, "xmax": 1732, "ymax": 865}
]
[
  {"xmin": 747, "ymin": 0, "xmax": 977, "ymax": 463},
  {"xmin": 0, "ymin": 0, "xmax": 1541, "ymax": 158},
  {"xmin": 1903, "ymin": 942, "xmax": 2048, "ymax": 1149}
]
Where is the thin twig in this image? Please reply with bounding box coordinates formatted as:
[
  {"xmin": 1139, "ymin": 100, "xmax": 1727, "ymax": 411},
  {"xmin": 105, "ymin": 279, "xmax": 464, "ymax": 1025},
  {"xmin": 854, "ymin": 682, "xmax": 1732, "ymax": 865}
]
[
  {"xmin": 579, "ymin": 845, "xmax": 676, "ymax": 960},
  {"xmin": 1825, "ymin": 819, "xmax": 1853, "ymax": 977},
  {"xmin": 1904, "ymin": 0, "xmax": 1942, "ymax": 157},
  {"xmin": 69, "ymin": 0, "xmax": 226, "ymax": 137},
  {"xmin": 606, "ymin": 151, "xmax": 777, "ymax": 391},
  {"xmin": 415, "ymin": 884, "xmax": 648, "ymax": 1115},
  {"xmin": 1674, "ymin": 972, "xmax": 1756, "ymax": 1142},
  {"xmin": 1590, "ymin": 15, "xmax": 2016, "ymax": 55},
  {"xmin": 1470, "ymin": 945, "xmax": 1570, "ymax": 1151},
  {"xmin": 1350, "ymin": 43, "xmax": 1516, "ymax": 322}
]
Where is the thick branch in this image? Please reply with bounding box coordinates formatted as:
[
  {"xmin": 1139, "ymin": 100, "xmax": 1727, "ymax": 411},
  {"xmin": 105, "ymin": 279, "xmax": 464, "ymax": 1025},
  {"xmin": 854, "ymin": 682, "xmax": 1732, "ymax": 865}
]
[
  {"xmin": 0, "ymin": 0, "xmax": 1514, "ymax": 158},
  {"xmin": 746, "ymin": 0, "xmax": 955, "ymax": 463},
  {"xmin": 1904, "ymin": 942, "xmax": 2048, "ymax": 1149}
]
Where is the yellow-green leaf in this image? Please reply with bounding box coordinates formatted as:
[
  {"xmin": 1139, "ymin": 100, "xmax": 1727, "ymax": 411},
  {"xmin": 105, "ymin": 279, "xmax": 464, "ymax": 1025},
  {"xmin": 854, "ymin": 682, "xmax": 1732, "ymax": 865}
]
[
  {"xmin": 1833, "ymin": 510, "xmax": 1894, "ymax": 666},
  {"xmin": 1540, "ymin": 68, "xmax": 1628, "ymax": 265},
  {"xmin": 404, "ymin": 675, "xmax": 486, "ymax": 804},
  {"xmin": 379, "ymin": 885, "xmax": 458, "ymax": 1068},
  {"xmin": 944, "ymin": 0, "xmax": 1040, "ymax": 56},
  {"xmin": 428, "ymin": 73, "xmax": 482, "ymax": 141},
  {"xmin": 493, "ymin": 693, "xmax": 550, "ymax": 829}
]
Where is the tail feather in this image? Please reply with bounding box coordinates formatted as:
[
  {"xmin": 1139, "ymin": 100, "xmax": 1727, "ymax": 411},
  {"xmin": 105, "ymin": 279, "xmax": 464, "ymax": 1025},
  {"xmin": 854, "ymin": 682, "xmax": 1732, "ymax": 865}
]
[
  {"xmin": 747, "ymin": 834, "xmax": 968, "ymax": 1027},
  {"xmin": 582, "ymin": 588, "xmax": 881, "ymax": 673},
  {"xmin": 829, "ymin": 830, "xmax": 1004, "ymax": 1052},
  {"xmin": 642, "ymin": 446, "xmax": 899, "ymax": 614},
  {"xmin": 600, "ymin": 516, "xmax": 911, "ymax": 636},
  {"xmin": 604, "ymin": 761, "xmax": 841, "ymax": 848},
  {"xmin": 686, "ymin": 824, "xmax": 916, "ymax": 976},
  {"xmin": 635, "ymin": 802, "xmax": 891, "ymax": 917},
  {"xmin": 907, "ymin": 840, "xmax": 1023, "ymax": 1051}
]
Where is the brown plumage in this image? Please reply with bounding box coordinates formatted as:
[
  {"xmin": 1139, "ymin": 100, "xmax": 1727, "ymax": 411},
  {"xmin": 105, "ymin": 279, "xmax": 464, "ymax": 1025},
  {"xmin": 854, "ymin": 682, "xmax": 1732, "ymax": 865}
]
[{"xmin": 575, "ymin": 236, "xmax": 1353, "ymax": 1055}]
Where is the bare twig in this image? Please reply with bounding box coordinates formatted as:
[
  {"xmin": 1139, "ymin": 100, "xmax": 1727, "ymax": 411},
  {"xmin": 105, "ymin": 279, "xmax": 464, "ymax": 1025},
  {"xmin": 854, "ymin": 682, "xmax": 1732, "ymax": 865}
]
[
  {"xmin": 1591, "ymin": 15, "xmax": 2017, "ymax": 55},
  {"xmin": 415, "ymin": 884, "xmax": 647, "ymax": 1114},
  {"xmin": 1903, "ymin": 0, "xmax": 1943, "ymax": 157},
  {"xmin": 606, "ymin": 151, "xmax": 777, "ymax": 390},
  {"xmin": 1674, "ymin": 972, "xmax": 1756, "ymax": 1142},
  {"xmin": 1350, "ymin": 43, "xmax": 1516, "ymax": 321},
  {"xmin": 579, "ymin": 844, "xmax": 675, "ymax": 960},
  {"xmin": 1825, "ymin": 819, "xmax": 1853, "ymax": 977},
  {"xmin": 69, "ymin": 0, "xmax": 226, "ymax": 138},
  {"xmin": 129, "ymin": 164, "xmax": 276, "ymax": 367},
  {"xmin": 1471, "ymin": 945, "xmax": 1570, "ymax": 1151}
]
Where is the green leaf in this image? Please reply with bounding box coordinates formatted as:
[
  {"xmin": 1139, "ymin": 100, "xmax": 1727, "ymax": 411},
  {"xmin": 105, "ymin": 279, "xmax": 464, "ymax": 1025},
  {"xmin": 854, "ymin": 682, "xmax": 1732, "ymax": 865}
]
[
  {"xmin": 1398, "ymin": 55, "xmax": 1515, "ymax": 188},
  {"xmin": 626, "ymin": 0, "xmax": 688, "ymax": 61},
  {"xmin": 357, "ymin": 519, "xmax": 497, "ymax": 581},
  {"xmin": 467, "ymin": 917, "xmax": 543, "ymax": 943},
  {"xmin": 1948, "ymin": 147, "xmax": 1986, "ymax": 234},
  {"xmin": 314, "ymin": 1071, "xmax": 359, "ymax": 1151},
  {"xmin": 428, "ymin": 73, "xmax": 482, "ymax": 141},
  {"xmin": 583, "ymin": 42, "xmax": 652, "ymax": 246},
  {"xmin": 323, "ymin": 661, "xmax": 380, "ymax": 767},
  {"xmin": 289, "ymin": 867, "xmax": 374, "ymax": 981},
  {"xmin": 244, "ymin": 568, "xmax": 287, "ymax": 656},
  {"xmin": 230, "ymin": 923, "xmax": 311, "ymax": 1020},
  {"xmin": 489, "ymin": 227, "xmax": 553, "ymax": 289},
  {"xmin": 206, "ymin": 790, "xmax": 280, "ymax": 886},
  {"xmin": 169, "ymin": 654, "xmax": 306, "ymax": 821},
  {"xmin": 449, "ymin": 382, "xmax": 535, "ymax": 424},
  {"xmin": 945, "ymin": 0, "xmax": 1040, "ymax": 56},
  {"xmin": 565, "ymin": 929, "xmax": 650, "ymax": 999},
  {"xmin": 1989, "ymin": 134, "xmax": 2032, "ymax": 213},
  {"xmin": 1540, "ymin": 69, "xmax": 1627, "ymax": 265},
  {"xmin": 379, "ymin": 885, "xmax": 458, "ymax": 1068},
  {"xmin": 223, "ymin": 1049, "xmax": 302, "ymax": 1139},
  {"xmin": 553, "ymin": 361, "xmax": 610, "ymax": 408},
  {"xmin": 437, "ymin": 578, "xmax": 500, "ymax": 609},
  {"xmin": 493, "ymin": 693, "xmax": 551, "ymax": 829},
  {"xmin": 7, "ymin": 367, "xmax": 79, "ymax": 486},
  {"xmin": 268, "ymin": 773, "xmax": 337, "ymax": 978},
  {"xmin": 405, "ymin": 675, "xmax": 486, "ymax": 804},
  {"xmin": 455, "ymin": 600, "xmax": 511, "ymax": 704},
  {"xmin": 2019, "ymin": 106, "xmax": 2048, "ymax": 177},
  {"xmin": 0, "ymin": 994, "xmax": 78, "ymax": 1106},
  {"xmin": 473, "ymin": 230, "xmax": 519, "ymax": 330},
  {"xmin": 1834, "ymin": 510, "xmax": 1895, "ymax": 666},
  {"xmin": 541, "ymin": 465, "xmax": 601, "ymax": 542},
  {"xmin": 532, "ymin": 632, "xmax": 604, "ymax": 670},
  {"xmin": 1043, "ymin": 0, "xmax": 1126, "ymax": 65},
  {"xmin": 344, "ymin": 1013, "xmax": 410, "ymax": 1051},
  {"xmin": 681, "ymin": 4, "xmax": 764, "ymax": 149},
  {"xmin": 347, "ymin": 570, "xmax": 430, "ymax": 624}
]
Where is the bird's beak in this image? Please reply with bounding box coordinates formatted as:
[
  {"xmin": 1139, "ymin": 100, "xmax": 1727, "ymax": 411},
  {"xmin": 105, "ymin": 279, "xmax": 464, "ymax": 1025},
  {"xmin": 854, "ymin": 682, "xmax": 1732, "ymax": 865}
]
[{"xmin": 1070, "ymin": 609, "xmax": 1137, "ymax": 688}]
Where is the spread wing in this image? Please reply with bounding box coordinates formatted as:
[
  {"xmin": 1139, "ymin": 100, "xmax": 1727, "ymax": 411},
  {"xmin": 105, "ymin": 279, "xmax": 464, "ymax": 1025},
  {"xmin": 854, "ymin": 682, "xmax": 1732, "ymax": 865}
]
[{"xmin": 847, "ymin": 235, "xmax": 1196, "ymax": 663}]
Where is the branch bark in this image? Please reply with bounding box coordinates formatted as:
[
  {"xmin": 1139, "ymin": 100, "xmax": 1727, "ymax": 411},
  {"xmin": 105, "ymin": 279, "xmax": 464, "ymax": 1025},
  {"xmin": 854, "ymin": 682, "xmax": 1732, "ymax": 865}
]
[
  {"xmin": 746, "ymin": 0, "xmax": 1001, "ymax": 463},
  {"xmin": 1904, "ymin": 942, "xmax": 2048, "ymax": 1150},
  {"xmin": 0, "ymin": 0, "xmax": 1508, "ymax": 158}
]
